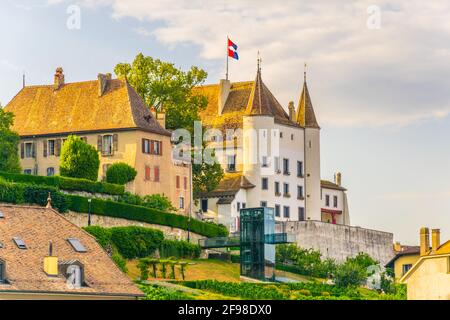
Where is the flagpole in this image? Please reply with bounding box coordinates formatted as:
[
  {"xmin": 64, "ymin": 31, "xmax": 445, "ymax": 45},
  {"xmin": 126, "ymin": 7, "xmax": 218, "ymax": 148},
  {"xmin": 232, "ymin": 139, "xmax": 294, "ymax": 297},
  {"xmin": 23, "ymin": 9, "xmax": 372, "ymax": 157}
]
[{"xmin": 226, "ymin": 36, "xmax": 229, "ymax": 80}]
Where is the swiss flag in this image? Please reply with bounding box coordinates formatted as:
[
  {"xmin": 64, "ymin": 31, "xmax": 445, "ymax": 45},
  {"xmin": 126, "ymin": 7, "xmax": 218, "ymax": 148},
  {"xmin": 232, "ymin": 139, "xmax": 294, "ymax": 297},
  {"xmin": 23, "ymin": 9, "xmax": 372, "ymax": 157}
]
[{"xmin": 228, "ymin": 38, "xmax": 239, "ymax": 60}]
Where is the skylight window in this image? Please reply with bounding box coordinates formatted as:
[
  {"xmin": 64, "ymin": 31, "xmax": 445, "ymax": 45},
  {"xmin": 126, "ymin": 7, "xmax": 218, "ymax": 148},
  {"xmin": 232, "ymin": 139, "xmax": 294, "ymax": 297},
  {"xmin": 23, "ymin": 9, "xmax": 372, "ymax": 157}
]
[
  {"xmin": 67, "ymin": 238, "xmax": 87, "ymax": 253},
  {"xmin": 13, "ymin": 237, "xmax": 27, "ymax": 250},
  {"xmin": 0, "ymin": 211, "xmax": 4, "ymax": 218}
]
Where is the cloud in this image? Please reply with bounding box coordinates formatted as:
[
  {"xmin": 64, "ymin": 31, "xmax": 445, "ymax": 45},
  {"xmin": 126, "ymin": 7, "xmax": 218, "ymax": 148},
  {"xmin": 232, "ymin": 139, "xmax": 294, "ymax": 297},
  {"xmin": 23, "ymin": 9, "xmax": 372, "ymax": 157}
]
[{"xmin": 46, "ymin": 0, "xmax": 450, "ymax": 127}]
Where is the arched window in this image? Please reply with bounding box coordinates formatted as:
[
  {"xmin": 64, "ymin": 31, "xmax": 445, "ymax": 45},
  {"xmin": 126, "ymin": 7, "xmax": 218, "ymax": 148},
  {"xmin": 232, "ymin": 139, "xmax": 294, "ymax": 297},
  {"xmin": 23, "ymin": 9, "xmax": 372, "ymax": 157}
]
[{"xmin": 47, "ymin": 167, "xmax": 55, "ymax": 177}]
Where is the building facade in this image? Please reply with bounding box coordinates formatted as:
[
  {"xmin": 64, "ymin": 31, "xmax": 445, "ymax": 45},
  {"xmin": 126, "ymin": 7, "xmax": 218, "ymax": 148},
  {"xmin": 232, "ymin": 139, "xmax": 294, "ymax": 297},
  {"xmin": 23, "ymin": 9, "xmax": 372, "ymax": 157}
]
[
  {"xmin": 400, "ymin": 228, "xmax": 450, "ymax": 300},
  {"xmin": 194, "ymin": 65, "xmax": 350, "ymax": 231},
  {"xmin": 385, "ymin": 243, "xmax": 420, "ymax": 280},
  {"xmin": 5, "ymin": 69, "xmax": 191, "ymax": 214}
]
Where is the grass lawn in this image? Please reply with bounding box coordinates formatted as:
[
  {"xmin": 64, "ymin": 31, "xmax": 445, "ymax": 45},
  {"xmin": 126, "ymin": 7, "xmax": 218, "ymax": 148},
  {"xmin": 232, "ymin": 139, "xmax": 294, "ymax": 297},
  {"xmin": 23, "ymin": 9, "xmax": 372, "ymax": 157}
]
[{"xmin": 127, "ymin": 259, "xmax": 241, "ymax": 282}]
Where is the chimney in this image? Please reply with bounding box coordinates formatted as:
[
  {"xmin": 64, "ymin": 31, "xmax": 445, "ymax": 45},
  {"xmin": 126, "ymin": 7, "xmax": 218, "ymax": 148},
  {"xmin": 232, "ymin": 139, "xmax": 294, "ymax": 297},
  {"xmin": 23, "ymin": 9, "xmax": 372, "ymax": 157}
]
[
  {"xmin": 288, "ymin": 101, "xmax": 296, "ymax": 121},
  {"xmin": 46, "ymin": 192, "xmax": 52, "ymax": 209},
  {"xmin": 218, "ymin": 79, "xmax": 231, "ymax": 115},
  {"xmin": 432, "ymin": 229, "xmax": 441, "ymax": 252},
  {"xmin": 54, "ymin": 67, "xmax": 65, "ymax": 90},
  {"xmin": 44, "ymin": 241, "xmax": 58, "ymax": 276},
  {"xmin": 98, "ymin": 73, "xmax": 110, "ymax": 97},
  {"xmin": 334, "ymin": 172, "xmax": 342, "ymax": 186},
  {"xmin": 394, "ymin": 242, "xmax": 402, "ymax": 252},
  {"xmin": 420, "ymin": 227, "xmax": 430, "ymax": 256},
  {"xmin": 157, "ymin": 112, "xmax": 166, "ymax": 129}
]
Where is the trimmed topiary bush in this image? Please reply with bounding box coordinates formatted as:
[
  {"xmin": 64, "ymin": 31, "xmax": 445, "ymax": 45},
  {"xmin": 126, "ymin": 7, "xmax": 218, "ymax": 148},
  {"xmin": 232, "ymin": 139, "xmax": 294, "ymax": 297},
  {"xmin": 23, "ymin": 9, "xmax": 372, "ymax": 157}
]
[
  {"xmin": 60, "ymin": 135, "xmax": 100, "ymax": 181},
  {"xmin": 106, "ymin": 163, "xmax": 137, "ymax": 185}
]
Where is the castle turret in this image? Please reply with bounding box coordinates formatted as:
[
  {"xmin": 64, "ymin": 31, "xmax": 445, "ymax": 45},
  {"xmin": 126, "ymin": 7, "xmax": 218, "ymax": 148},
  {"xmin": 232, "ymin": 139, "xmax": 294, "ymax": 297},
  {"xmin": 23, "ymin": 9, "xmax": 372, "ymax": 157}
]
[{"xmin": 297, "ymin": 69, "xmax": 321, "ymax": 221}]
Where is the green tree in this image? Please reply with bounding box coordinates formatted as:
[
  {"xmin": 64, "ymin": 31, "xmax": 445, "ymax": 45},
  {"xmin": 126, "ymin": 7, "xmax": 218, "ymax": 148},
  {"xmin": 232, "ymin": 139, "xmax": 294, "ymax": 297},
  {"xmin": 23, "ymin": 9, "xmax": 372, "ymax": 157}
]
[
  {"xmin": 142, "ymin": 194, "xmax": 176, "ymax": 212},
  {"xmin": 106, "ymin": 162, "xmax": 137, "ymax": 185},
  {"xmin": 114, "ymin": 53, "xmax": 208, "ymax": 132},
  {"xmin": 346, "ymin": 253, "xmax": 378, "ymax": 270},
  {"xmin": 60, "ymin": 135, "xmax": 100, "ymax": 181},
  {"xmin": 0, "ymin": 106, "xmax": 21, "ymax": 173},
  {"xmin": 334, "ymin": 261, "xmax": 367, "ymax": 288},
  {"xmin": 193, "ymin": 159, "xmax": 224, "ymax": 200}
]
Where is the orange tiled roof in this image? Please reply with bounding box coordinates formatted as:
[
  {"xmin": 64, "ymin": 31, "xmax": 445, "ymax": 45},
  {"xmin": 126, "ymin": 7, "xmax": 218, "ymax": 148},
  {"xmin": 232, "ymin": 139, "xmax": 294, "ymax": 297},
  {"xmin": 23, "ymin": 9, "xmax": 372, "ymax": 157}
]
[
  {"xmin": 5, "ymin": 77, "xmax": 171, "ymax": 137},
  {"xmin": 297, "ymin": 80, "xmax": 320, "ymax": 129},
  {"xmin": 198, "ymin": 172, "xmax": 255, "ymax": 199},
  {"xmin": 194, "ymin": 69, "xmax": 301, "ymax": 130},
  {"xmin": 0, "ymin": 204, "xmax": 143, "ymax": 298}
]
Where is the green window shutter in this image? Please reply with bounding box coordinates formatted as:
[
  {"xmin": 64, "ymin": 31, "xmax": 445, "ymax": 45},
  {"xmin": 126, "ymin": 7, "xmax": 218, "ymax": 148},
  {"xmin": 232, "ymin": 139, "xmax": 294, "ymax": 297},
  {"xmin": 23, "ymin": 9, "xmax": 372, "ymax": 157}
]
[
  {"xmin": 43, "ymin": 140, "xmax": 48, "ymax": 157},
  {"xmin": 20, "ymin": 143, "xmax": 24, "ymax": 159},
  {"xmin": 32, "ymin": 142, "xmax": 36, "ymax": 158}
]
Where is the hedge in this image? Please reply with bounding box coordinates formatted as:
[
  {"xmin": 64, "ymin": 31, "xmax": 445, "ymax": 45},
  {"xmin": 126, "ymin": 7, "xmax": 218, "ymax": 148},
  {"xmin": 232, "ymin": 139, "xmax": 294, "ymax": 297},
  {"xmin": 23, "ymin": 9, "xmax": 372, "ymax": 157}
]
[
  {"xmin": 0, "ymin": 171, "xmax": 124, "ymax": 196},
  {"xmin": 0, "ymin": 178, "xmax": 228, "ymax": 238},
  {"xmin": 67, "ymin": 195, "xmax": 228, "ymax": 238},
  {"xmin": 0, "ymin": 179, "xmax": 69, "ymax": 212},
  {"xmin": 84, "ymin": 226, "xmax": 201, "ymax": 260},
  {"xmin": 160, "ymin": 240, "xmax": 201, "ymax": 259}
]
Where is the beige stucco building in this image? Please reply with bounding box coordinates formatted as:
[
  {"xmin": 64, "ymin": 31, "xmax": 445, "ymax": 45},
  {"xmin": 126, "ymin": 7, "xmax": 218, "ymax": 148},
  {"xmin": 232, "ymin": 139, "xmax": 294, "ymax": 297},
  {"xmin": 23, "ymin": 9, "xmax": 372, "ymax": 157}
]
[
  {"xmin": 4, "ymin": 68, "xmax": 191, "ymax": 214},
  {"xmin": 400, "ymin": 228, "xmax": 450, "ymax": 300}
]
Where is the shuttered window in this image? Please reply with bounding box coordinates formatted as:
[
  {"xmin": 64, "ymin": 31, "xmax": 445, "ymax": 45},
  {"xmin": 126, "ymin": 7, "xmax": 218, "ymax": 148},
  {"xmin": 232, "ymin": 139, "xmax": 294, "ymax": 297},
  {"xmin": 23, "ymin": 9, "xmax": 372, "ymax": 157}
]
[
  {"xmin": 55, "ymin": 139, "xmax": 62, "ymax": 157},
  {"xmin": 154, "ymin": 167, "xmax": 160, "ymax": 182},
  {"xmin": 142, "ymin": 139, "xmax": 162, "ymax": 155},
  {"xmin": 184, "ymin": 177, "xmax": 188, "ymax": 190},
  {"xmin": 145, "ymin": 165, "xmax": 151, "ymax": 181},
  {"xmin": 176, "ymin": 176, "xmax": 180, "ymax": 189}
]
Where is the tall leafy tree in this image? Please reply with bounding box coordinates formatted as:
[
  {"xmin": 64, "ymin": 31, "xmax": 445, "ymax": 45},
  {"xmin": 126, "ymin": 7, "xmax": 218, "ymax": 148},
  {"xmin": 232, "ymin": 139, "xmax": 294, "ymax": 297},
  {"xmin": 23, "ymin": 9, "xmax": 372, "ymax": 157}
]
[
  {"xmin": 0, "ymin": 105, "xmax": 21, "ymax": 173},
  {"xmin": 114, "ymin": 54, "xmax": 224, "ymax": 199},
  {"xmin": 193, "ymin": 159, "xmax": 224, "ymax": 200},
  {"xmin": 60, "ymin": 135, "xmax": 100, "ymax": 181},
  {"xmin": 114, "ymin": 53, "xmax": 208, "ymax": 132}
]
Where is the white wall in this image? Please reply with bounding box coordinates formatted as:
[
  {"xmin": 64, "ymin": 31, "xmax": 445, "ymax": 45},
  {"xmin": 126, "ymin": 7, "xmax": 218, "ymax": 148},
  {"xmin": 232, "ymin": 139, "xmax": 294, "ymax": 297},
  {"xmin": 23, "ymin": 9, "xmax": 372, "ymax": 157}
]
[
  {"xmin": 242, "ymin": 116, "xmax": 306, "ymax": 222},
  {"xmin": 305, "ymin": 128, "xmax": 321, "ymax": 221},
  {"xmin": 321, "ymin": 187, "xmax": 350, "ymax": 225}
]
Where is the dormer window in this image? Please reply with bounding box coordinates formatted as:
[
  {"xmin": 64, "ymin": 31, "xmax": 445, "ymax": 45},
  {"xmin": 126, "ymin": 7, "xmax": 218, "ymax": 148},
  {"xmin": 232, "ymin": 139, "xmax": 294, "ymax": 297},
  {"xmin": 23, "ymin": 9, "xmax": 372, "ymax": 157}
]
[{"xmin": 59, "ymin": 260, "xmax": 86, "ymax": 289}]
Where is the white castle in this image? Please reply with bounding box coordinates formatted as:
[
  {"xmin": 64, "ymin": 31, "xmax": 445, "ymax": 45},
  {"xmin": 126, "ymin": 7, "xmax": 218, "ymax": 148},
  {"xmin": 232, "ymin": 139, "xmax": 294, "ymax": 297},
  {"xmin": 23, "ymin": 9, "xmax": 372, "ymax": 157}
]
[{"xmin": 193, "ymin": 62, "xmax": 350, "ymax": 233}]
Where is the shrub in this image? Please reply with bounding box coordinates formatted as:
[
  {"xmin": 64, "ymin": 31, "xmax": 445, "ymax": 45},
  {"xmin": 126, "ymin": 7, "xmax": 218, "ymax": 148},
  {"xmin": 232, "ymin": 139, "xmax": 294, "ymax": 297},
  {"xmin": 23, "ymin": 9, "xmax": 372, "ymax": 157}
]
[
  {"xmin": 141, "ymin": 194, "xmax": 176, "ymax": 212},
  {"xmin": 118, "ymin": 193, "xmax": 176, "ymax": 212},
  {"xmin": 0, "ymin": 171, "xmax": 124, "ymax": 195},
  {"xmin": 0, "ymin": 178, "xmax": 25, "ymax": 204},
  {"xmin": 334, "ymin": 261, "xmax": 367, "ymax": 288},
  {"xmin": 68, "ymin": 195, "xmax": 228, "ymax": 238},
  {"xmin": 83, "ymin": 226, "xmax": 112, "ymax": 248},
  {"xmin": 106, "ymin": 163, "xmax": 137, "ymax": 185},
  {"xmin": 112, "ymin": 252, "xmax": 128, "ymax": 273},
  {"xmin": 276, "ymin": 244, "xmax": 337, "ymax": 278},
  {"xmin": 60, "ymin": 135, "xmax": 100, "ymax": 181},
  {"xmin": 159, "ymin": 240, "xmax": 201, "ymax": 259},
  {"xmin": 109, "ymin": 226, "xmax": 164, "ymax": 259}
]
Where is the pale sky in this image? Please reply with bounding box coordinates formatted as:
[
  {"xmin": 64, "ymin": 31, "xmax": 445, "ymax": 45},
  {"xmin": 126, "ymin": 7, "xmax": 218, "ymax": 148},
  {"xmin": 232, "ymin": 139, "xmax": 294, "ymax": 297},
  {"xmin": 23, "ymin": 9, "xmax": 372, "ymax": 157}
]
[{"xmin": 1, "ymin": 0, "xmax": 450, "ymax": 244}]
